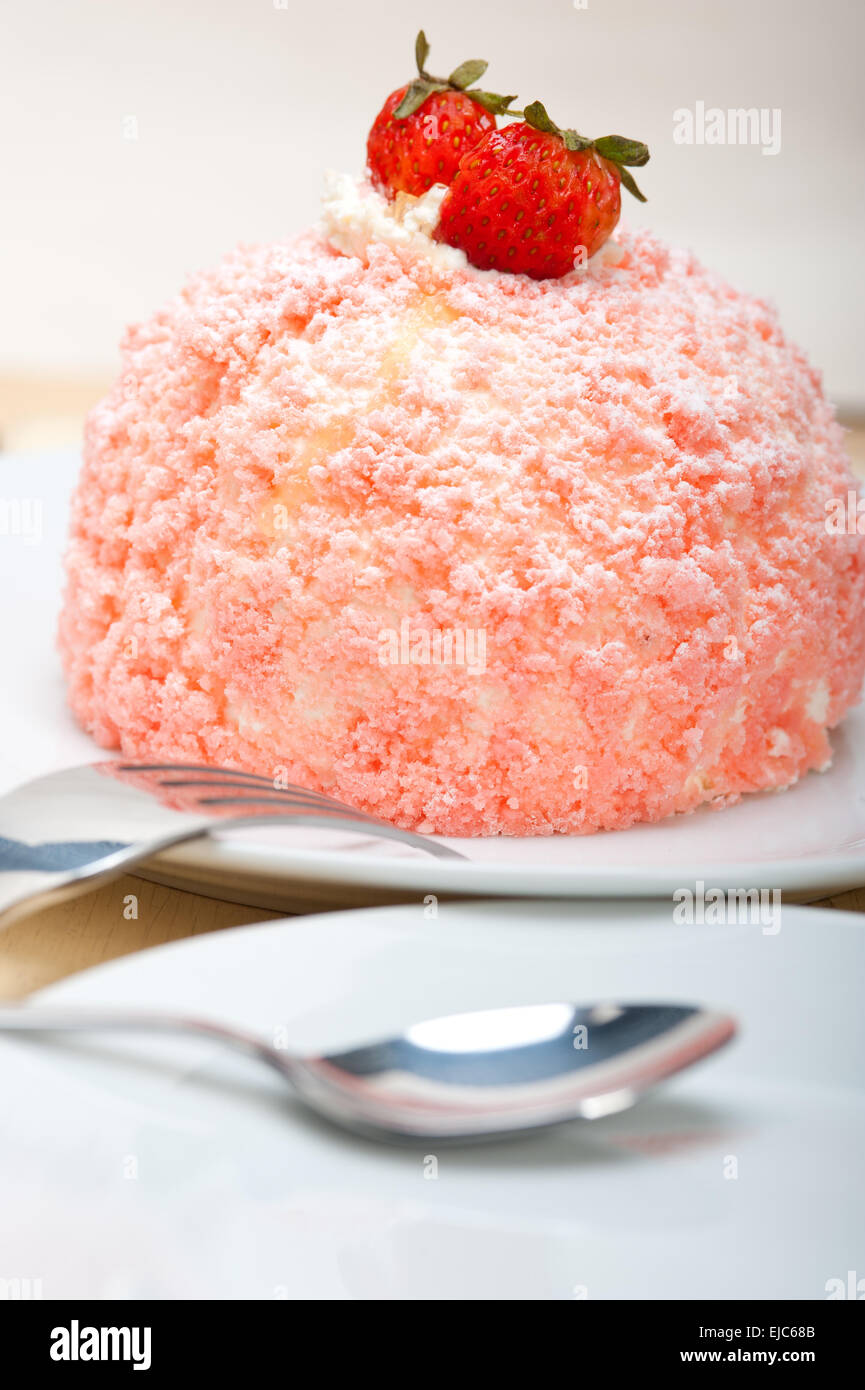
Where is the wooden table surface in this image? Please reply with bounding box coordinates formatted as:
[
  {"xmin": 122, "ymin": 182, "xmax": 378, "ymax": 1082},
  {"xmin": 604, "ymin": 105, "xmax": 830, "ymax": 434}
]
[{"xmin": 1, "ymin": 379, "xmax": 863, "ymax": 1000}]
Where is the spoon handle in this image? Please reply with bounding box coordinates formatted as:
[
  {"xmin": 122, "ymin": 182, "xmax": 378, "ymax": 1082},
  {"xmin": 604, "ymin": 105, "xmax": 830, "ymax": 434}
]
[{"xmin": 0, "ymin": 1005, "xmax": 287, "ymax": 1075}]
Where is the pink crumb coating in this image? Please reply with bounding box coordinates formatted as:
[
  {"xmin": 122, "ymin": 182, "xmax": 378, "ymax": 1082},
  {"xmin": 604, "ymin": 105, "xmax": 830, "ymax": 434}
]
[{"xmin": 59, "ymin": 203, "xmax": 865, "ymax": 836}]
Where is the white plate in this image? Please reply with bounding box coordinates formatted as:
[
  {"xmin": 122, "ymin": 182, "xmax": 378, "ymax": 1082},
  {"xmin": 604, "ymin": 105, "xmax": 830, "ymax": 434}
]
[
  {"xmin": 0, "ymin": 899, "xmax": 861, "ymax": 1299},
  {"xmin": 3, "ymin": 448, "xmax": 865, "ymax": 911}
]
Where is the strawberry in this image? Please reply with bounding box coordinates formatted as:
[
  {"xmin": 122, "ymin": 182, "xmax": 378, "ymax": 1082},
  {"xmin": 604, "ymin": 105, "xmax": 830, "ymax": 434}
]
[
  {"xmin": 434, "ymin": 101, "xmax": 649, "ymax": 279},
  {"xmin": 366, "ymin": 30, "xmax": 516, "ymax": 201}
]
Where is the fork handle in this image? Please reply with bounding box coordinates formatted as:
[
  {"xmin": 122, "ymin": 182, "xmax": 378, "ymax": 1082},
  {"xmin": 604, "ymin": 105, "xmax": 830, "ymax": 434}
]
[{"xmin": 0, "ymin": 807, "xmax": 465, "ymax": 928}]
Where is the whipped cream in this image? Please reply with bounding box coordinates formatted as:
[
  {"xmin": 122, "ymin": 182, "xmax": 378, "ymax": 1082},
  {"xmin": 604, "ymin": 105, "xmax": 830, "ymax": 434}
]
[
  {"xmin": 320, "ymin": 170, "xmax": 625, "ymax": 280},
  {"xmin": 321, "ymin": 171, "xmax": 466, "ymax": 272}
]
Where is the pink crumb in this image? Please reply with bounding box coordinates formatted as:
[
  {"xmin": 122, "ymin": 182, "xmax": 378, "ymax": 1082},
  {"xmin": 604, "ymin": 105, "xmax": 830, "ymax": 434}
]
[{"xmin": 59, "ymin": 211, "xmax": 865, "ymax": 835}]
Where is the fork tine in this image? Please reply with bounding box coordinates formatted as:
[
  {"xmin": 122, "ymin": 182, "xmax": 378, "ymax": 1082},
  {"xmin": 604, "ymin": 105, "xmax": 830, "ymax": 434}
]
[
  {"xmin": 158, "ymin": 776, "xmax": 300, "ymax": 791},
  {"xmin": 109, "ymin": 761, "xmax": 460, "ymax": 845},
  {"xmin": 120, "ymin": 763, "xmax": 389, "ymax": 817},
  {"xmin": 117, "ymin": 763, "xmax": 277, "ymax": 787},
  {"xmin": 154, "ymin": 778, "xmax": 369, "ymax": 814},
  {"xmin": 195, "ymin": 794, "xmax": 389, "ymax": 824},
  {"xmin": 120, "ymin": 763, "xmax": 363, "ymax": 807}
]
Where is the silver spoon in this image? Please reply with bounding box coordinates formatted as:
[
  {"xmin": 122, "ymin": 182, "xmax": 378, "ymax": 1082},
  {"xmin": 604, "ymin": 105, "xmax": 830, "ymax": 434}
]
[{"xmin": 0, "ymin": 1000, "xmax": 735, "ymax": 1141}]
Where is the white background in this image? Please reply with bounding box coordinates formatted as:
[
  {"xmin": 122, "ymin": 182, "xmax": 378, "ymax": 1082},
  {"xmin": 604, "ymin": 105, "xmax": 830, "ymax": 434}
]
[{"xmin": 2, "ymin": 0, "xmax": 863, "ymax": 407}]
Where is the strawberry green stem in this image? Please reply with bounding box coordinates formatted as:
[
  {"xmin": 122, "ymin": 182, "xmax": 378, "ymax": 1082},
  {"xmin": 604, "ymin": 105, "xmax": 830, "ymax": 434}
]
[{"xmin": 394, "ymin": 31, "xmax": 517, "ymax": 120}]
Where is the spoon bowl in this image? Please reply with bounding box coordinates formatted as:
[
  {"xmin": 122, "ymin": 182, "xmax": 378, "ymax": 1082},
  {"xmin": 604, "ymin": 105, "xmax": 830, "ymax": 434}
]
[{"xmin": 0, "ymin": 999, "xmax": 736, "ymax": 1142}]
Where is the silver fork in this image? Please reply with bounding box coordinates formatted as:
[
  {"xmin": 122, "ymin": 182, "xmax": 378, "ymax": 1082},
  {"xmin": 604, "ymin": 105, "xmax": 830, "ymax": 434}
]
[{"xmin": 0, "ymin": 761, "xmax": 465, "ymax": 926}]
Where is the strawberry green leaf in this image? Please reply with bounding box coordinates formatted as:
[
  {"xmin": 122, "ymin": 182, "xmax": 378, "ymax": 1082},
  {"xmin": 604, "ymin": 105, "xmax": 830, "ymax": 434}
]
[
  {"xmin": 593, "ymin": 135, "xmax": 650, "ymax": 167},
  {"xmin": 524, "ymin": 104, "xmax": 591, "ymax": 152},
  {"xmin": 469, "ymin": 89, "xmax": 519, "ymax": 115},
  {"xmin": 415, "ymin": 30, "xmax": 430, "ymax": 75},
  {"xmin": 561, "ymin": 128, "xmax": 592, "ymax": 152},
  {"xmin": 394, "ymin": 77, "xmax": 447, "ymax": 119},
  {"xmin": 617, "ymin": 165, "xmax": 647, "ymax": 202},
  {"xmin": 523, "ymin": 100, "xmax": 559, "ymax": 135},
  {"xmin": 448, "ymin": 59, "xmax": 488, "ymax": 90}
]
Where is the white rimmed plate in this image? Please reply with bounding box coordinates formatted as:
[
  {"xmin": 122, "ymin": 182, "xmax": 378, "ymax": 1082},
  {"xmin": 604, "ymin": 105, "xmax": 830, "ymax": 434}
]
[
  {"xmin": 2, "ymin": 447, "xmax": 864, "ymax": 912},
  {"xmin": 0, "ymin": 899, "xmax": 861, "ymax": 1299}
]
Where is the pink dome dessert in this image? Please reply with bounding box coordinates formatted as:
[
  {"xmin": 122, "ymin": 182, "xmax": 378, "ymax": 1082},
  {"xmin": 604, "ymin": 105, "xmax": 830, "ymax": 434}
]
[{"xmin": 60, "ymin": 176, "xmax": 865, "ymax": 836}]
